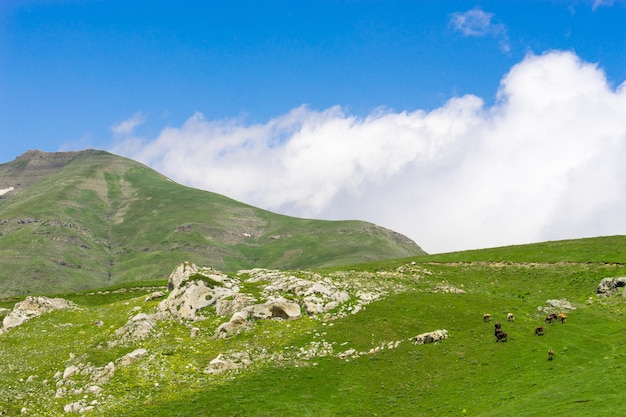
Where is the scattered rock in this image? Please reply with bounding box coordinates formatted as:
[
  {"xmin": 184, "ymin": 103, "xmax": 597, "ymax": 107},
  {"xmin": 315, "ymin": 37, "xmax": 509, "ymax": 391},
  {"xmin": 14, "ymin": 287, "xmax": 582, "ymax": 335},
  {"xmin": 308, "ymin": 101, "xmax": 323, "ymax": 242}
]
[
  {"xmin": 1, "ymin": 296, "xmax": 77, "ymax": 333},
  {"xmin": 545, "ymin": 298, "xmax": 576, "ymax": 311},
  {"xmin": 145, "ymin": 291, "xmax": 165, "ymax": 302},
  {"xmin": 62, "ymin": 365, "xmax": 80, "ymax": 380},
  {"xmin": 117, "ymin": 348, "xmax": 148, "ymax": 366},
  {"xmin": 110, "ymin": 313, "xmax": 158, "ymax": 347},
  {"xmin": 204, "ymin": 352, "xmax": 252, "ymax": 375},
  {"xmin": 433, "ymin": 284, "xmax": 465, "ymax": 294},
  {"xmin": 214, "ymin": 311, "xmax": 252, "ymax": 338},
  {"xmin": 411, "ymin": 329, "xmax": 449, "ymax": 345},
  {"xmin": 63, "ymin": 400, "xmax": 88, "ymax": 414}
]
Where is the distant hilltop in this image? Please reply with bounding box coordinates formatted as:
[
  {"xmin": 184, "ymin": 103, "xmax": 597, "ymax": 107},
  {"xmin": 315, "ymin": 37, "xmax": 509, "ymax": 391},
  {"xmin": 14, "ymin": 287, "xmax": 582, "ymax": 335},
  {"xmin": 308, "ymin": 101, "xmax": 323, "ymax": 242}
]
[{"xmin": 0, "ymin": 149, "xmax": 425, "ymax": 296}]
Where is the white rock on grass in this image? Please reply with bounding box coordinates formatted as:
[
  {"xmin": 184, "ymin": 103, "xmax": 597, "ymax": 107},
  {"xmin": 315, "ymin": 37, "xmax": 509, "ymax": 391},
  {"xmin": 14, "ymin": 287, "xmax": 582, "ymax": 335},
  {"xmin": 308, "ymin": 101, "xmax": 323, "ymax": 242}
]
[
  {"xmin": 117, "ymin": 348, "xmax": 148, "ymax": 366},
  {"xmin": 1, "ymin": 296, "xmax": 77, "ymax": 333}
]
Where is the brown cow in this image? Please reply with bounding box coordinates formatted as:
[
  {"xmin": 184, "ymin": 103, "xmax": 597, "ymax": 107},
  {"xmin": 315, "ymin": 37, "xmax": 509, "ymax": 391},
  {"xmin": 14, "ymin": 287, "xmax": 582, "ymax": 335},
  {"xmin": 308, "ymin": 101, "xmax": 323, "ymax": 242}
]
[
  {"xmin": 545, "ymin": 313, "xmax": 558, "ymax": 324},
  {"xmin": 548, "ymin": 349, "xmax": 554, "ymax": 361},
  {"xmin": 535, "ymin": 326, "xmax": 545, "ymax": 336},
  {"xmin": 557, "ymin": 313, "xmax": 567, "ymax": 323},
  {"xmin": 495, "ymin": 330, "xmax": 508, "ymax": 342}
]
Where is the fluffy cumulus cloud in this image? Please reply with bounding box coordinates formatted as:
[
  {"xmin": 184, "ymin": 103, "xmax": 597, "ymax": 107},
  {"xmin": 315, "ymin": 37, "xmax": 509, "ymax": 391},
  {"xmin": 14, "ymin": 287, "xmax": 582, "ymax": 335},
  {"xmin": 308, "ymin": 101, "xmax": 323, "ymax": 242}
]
[{"xmin": 111, "ymin": 51, "xmax": 626, "ymax": 253}]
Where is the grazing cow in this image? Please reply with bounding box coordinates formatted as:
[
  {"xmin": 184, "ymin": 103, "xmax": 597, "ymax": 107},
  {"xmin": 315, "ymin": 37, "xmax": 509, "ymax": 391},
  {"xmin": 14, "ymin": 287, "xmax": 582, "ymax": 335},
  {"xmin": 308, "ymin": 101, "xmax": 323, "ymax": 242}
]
[
  {"xmin": 483, "ymin": 314, "xmax": 491, "ymax": 322},
  {"xmin": 545, "ymin": 313, "xmax": 558, "ymax": 324},
  {"xmin": 548, "ymin": 349, "xmax": 554, "ymax": 361},
  {"xmin": 557, "ymin": 313, "xmax": 567, "ymax": 323},
  {"xmin": 495, "ymin": 330, "xmax": 508, "ymax": 342},
  {"xmin": 535, "ymin": 326, "xmax": 545, "ymax": 336},
  {"xmin": 507, "ymin": 313, "xmax": 515, "ymax": 322}
]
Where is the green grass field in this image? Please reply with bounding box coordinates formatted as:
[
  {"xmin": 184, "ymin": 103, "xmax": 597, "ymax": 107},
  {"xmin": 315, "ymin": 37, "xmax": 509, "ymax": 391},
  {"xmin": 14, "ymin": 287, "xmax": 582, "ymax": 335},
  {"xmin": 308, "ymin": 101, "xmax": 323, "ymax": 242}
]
[{"xmin": 1, "ymin": 236, "xmax": 625, "ymax": 416}]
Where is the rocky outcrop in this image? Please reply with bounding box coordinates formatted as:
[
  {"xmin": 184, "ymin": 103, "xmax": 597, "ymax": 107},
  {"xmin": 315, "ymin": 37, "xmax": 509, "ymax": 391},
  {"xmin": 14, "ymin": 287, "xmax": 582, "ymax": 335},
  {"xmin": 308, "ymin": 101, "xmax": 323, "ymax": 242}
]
[
  {"xmin": 0, "ymin": 296, "xmax": 77, "ymax": 334},
  {"xmin": 158, "ymin": 262, "xmax": 239, "ymax": 320},
  {"xmin": 111, "ymin": 263, "xmax": 402, "ymax": 344},
  {"xmin": 214, "ymin": 297, "xmax": 302, "ymax": 338},
  {"xmin": 596, "ymin": 277, "xmax": 626, "ymax": 297},
  {"xmin": 243, "ymin": 269, "xmax": 350, "ymax": 316}
]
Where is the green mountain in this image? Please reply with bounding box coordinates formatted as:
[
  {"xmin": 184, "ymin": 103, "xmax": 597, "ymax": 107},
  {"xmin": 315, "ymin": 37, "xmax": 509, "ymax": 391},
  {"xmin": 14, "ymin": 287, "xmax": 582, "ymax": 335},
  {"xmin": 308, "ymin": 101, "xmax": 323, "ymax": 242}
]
[
  {"xmin": 0, "ymin": 149, "xmax": 424, "ymax": 297},
  {"xmin": 1, "ymin": 236, "xmax": 625, "ymax": 416}
]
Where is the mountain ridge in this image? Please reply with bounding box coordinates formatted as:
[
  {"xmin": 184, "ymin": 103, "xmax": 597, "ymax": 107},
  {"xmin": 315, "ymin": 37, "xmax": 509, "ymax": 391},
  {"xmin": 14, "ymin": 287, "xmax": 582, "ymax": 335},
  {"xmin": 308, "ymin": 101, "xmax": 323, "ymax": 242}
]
[{"xmin": 0, "ymin": 149, "xmax": 425, "ymax": 296}]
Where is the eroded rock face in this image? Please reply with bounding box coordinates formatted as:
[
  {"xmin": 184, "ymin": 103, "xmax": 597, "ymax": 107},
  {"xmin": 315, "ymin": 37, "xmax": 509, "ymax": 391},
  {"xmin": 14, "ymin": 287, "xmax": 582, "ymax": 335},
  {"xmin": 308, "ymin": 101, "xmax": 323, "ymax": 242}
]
[
  {"xmin": 158, "ymin": 262, "xmax": 239, "ymax": 320},
  {"xmin": 1, "ymin": 296, "xmax": 77, "ymax": 333},
  {"xmin": 249, "ymin": 297, "xmax": 302, "ymax": 320}
]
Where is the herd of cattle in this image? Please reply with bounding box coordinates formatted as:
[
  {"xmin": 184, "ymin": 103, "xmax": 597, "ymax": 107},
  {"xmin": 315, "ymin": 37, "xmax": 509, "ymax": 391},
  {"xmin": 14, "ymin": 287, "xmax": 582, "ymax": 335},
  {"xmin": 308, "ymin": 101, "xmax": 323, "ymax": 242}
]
[{"xmin": 482, "ymin": 311, "xmax": 567, "ymax": 360}]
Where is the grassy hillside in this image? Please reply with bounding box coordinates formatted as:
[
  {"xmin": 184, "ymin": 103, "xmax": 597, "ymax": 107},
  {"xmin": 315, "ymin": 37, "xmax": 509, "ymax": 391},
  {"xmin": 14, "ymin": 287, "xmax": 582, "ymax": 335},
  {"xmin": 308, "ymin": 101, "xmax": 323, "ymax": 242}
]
[
  {"xmin": 0, "ymin": 149, "xmax": 424, "ymax": 296},
  {"xmin": 1, "ymin": 236, "xmax": 625, "ymax": 416}
]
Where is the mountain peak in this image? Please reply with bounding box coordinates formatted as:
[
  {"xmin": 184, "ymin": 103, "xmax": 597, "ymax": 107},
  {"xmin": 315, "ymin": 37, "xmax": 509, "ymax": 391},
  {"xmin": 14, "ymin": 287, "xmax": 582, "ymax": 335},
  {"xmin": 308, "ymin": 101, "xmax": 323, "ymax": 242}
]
[{"xmin": 0, "ymin": 149, "xmax": 425, "ymax": 296}]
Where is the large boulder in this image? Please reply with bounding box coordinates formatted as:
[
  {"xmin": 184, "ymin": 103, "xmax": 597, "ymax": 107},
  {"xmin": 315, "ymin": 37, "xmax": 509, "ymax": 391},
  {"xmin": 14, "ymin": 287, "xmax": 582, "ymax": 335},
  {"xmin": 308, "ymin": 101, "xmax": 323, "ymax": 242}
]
[
  {"xmin": 214, "ymin": 311, "xmax": 251, "ymax": 339},
  {"xmin": 597, "ymin": 277, "xmax": 626, "ymax": 297},
  {"xmin": 158, "ymin": 262, "xmax": 240, "ymax": 320}
]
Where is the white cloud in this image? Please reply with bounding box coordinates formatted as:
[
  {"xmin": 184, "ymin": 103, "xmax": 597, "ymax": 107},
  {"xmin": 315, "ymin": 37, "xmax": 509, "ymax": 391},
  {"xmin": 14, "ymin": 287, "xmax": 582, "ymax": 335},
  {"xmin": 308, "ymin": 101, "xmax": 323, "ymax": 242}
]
[
  {"xmin": 451, "ymin": 8, "xmax": 496, "ymax": 37},
  {"xmin": 111, "ymin": 51, "xmax": 626, "ymax": 254},
  {"xmin": 450, "ymin": 7, "xmax": 509, "ymax": 52},
  {"xmin": 110, "ymin": 112, "xmax": 145, "ymax": 136},
  {"xmin": 592, "ymin": 0, "xmax": 615, "ymax": 11}
]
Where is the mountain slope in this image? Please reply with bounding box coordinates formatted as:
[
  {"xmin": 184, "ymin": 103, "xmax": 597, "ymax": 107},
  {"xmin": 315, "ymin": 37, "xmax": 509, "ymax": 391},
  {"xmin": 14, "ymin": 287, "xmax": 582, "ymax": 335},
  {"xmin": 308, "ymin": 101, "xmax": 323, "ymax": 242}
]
[
  {"xmin": 1, "ymin": 236, "xmax": 625, "ymax": 416},
  {"xmin": 0, "ymin": 149, "xmax": 424, "ymax": 296}
]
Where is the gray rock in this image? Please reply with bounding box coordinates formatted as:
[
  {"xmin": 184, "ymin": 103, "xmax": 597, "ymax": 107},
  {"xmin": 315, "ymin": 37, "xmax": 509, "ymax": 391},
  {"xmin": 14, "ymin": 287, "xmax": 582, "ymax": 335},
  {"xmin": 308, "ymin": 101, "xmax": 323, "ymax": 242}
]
[
  {"xmin": 596, "ymin": 277, "xmax": 626, "ymax": 297},
  {"xmin": 117, "ymin": 348, "xmax": 148, "ymax": 366},
  {"xmin": 545, "ymin": 298, "xmax": 576, "ymax": 310},
  {"xmin": 411, "ymin": 329, "xmax": 449, "ymax": 345}
]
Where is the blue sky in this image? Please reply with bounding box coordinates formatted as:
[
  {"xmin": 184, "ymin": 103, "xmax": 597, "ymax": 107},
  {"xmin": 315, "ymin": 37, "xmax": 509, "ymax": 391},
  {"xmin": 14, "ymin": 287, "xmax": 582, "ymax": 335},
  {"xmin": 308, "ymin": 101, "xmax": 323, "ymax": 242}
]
[{"xmin": 2, "ymin": 0, "xmax": 626, "ymax": 253}]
